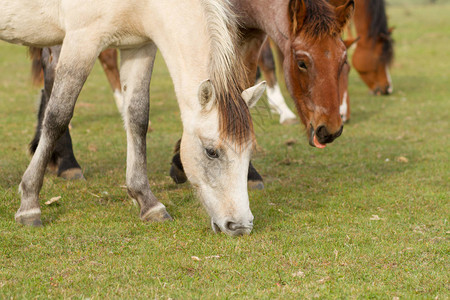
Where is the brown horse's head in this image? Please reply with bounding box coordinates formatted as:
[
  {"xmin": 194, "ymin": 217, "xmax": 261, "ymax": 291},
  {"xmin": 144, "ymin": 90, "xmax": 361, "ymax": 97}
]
[
  {"xmin": 352, "ymin": 0, "xmax": 394, "ymax": 95},
  {"xmin": 352, "ymin": 28, "xmax": 394, "ymax": 95},
  {"xmin": 284, "ymin": 0, "xmax": 354, "ymax": 148}
]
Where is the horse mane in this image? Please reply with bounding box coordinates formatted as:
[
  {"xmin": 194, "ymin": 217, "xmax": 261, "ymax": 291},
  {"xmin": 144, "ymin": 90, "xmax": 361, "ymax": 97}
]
[
  {"xmin": 28, "ymin": 47, "xmax": 44, "ymax": 86},
  {"xmin": 201, "ymin": 0, "xmax": 253, "ymax": 148},
  {"xmin": 367, "ymin": 0, "xmax": 394, "ymax": 65},
  {"xmin": 291, "ymin": 0, "xmax": 342, "ymax": 40}
]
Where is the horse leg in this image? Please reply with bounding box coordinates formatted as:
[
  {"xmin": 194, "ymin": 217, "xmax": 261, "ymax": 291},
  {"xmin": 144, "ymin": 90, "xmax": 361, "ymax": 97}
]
[
  {"xmin": 239, "ymin": 31, "xmax": 268, "ymax": 189},
  {"xmin": 169, "ymin": 139, "xmax": 187, "ymax": 184},
  {"xmin": 16, "ymin": 38, "xmax": 100, "ymax": 226},
  {"xmin": 30, "ymin": 89, "xmax": 83, "ymax": 180},
  {"xmin": 120, "ymin": 43, "xmax": 171, "ymax": 222},
  {"xmin": 29, "ymin": 46, "xmax": 84, "ymax": 180},
  {"xmin": 98, "ymin": 49, "xmax": 123, "ymax": 113},
  {"xmin": 258, "ymin": 40, "xmax": 297, "ymax": 125}
]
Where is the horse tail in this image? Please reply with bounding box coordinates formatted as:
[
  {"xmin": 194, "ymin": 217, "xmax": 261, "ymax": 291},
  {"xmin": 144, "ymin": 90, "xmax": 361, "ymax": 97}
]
[{"xmin": 28, "ymin": 47, "xmax": 44, "ymax": 86}]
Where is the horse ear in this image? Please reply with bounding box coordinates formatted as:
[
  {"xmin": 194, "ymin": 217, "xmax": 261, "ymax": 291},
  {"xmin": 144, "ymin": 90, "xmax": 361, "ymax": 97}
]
[
  {"xmin": 335, "ymin": 0, "xmax": 354, "ymax": 31},
  {"xmin": 198, "ymin": 79, "xmax": 216, "ymax": 110},
  {"xmin": 343, "ymin": 36, "xmax": 359, "ymax": 49},
  {"xmin": 288, "ymin": 0, "xmax": 307, "ymax": 34},
  {"xmin": 241, "ymin": 81, "xmax": 266, "ymax": 109}
]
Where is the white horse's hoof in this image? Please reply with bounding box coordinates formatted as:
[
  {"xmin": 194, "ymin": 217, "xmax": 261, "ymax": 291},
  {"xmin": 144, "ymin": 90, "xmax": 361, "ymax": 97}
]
[
  {"xmin": 15, "ymin": 209, "xmax": 42, "ymax": 227},
  {"xmin": 140, "ymin": 203, "xmax": 173, "ymax": 222}
]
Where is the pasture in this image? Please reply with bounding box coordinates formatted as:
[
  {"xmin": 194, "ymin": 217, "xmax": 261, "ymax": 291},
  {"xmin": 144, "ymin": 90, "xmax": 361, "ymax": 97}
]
[{"xmin": 0, "ymin": 1, "xmax": 448, "ymax": 298}]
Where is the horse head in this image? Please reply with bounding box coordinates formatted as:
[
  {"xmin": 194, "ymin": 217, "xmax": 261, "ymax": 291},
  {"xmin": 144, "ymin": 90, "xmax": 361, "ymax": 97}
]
[
  {"xmin": 352, "ymin": 0, "xmax": 395, "ymax": 96},
  {"xmin": 180, "ymin": 80, "xmax": 266, "ymax": 236},
  {"xmin": 352, "ymin": 28, "xmax": 394, "ymax": 95},
  {"xmin": 285, "ymin": 0, "xmax": 354, "ymax": 148}
]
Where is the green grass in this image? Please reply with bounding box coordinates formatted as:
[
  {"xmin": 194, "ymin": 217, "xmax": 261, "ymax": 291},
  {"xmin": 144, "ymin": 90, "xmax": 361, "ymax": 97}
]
[{"xmin": 1, "ymin": 3, "xmax": 449, "ymax": 299}]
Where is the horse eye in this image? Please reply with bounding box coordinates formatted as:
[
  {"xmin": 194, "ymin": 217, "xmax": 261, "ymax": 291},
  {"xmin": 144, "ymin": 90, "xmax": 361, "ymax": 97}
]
[
  {"xmin": 297, "ymin": 60, "xmax": 307, "ymax": 71},
  {"xmin": 205, "ymin": 148, "xmax": 219, "ymax": 159}
]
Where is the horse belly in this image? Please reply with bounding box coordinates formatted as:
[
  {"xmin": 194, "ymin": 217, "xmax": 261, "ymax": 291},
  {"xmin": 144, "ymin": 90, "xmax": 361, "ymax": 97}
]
[{"xmin": 0, "ymin": 1, "xmax": 65, "ymax": 46}]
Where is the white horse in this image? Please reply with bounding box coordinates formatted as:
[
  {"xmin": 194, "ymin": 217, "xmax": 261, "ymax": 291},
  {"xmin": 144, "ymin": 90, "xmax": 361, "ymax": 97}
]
[{"xmin": 1, "ymin": 0, "xmax": 266, "ymax": 236}]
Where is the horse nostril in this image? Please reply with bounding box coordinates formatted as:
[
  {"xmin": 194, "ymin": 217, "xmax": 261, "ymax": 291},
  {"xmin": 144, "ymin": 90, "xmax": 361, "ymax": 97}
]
[
  {"xmin": 335, "ymin": 125, "xmax": 344, "ymax": 138},
  {"xmin": 225, "ymin": 221, "xmax": 237, "ymax": 231},
  {"xmin": 224, "ymin": 220, "xmax": 253, "ymax": 233},
  {"xmin": 315, "ymin": 125, "xmax": 328, "ymax": 140},
  {"xmin": 383, "ymin": 85, "xmax": 392, "ymax": 95}
]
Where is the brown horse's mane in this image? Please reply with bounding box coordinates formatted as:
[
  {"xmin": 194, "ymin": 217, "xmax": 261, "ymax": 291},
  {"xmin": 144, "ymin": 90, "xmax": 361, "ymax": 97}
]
[
  {"xmin": 290, "ymin": 0, "xmax": 342, "ymax": 41},
  {"xmin": 367, "ymin": 0, "xmax": 394, "ymax": 65}
]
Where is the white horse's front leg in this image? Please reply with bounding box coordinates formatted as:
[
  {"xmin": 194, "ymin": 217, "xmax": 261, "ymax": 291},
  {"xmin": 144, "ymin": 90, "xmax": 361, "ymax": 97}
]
[
  {"xmin": 16, "ymin": 35, "xmax": 100, "ymax": 226},
  {"xmin": 120, "ymin": 43, "xmax": 172, "ymax": 222}
]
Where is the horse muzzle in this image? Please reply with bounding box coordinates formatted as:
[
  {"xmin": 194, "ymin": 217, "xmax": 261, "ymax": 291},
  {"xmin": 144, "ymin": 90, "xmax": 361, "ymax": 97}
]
[
  {"xmin": 372, "ymin": 84, "xmax": 393, "ymax": 96},
  {"xmin": 309, "ymin": 124, "xmax": 344, "ymax": 148},
  {"xmin": 211, "ymin": 218, "xmax": 253, "ymax": 236}
]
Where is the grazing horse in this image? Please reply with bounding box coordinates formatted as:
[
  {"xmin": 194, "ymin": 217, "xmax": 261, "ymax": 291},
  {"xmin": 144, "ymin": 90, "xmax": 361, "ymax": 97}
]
[
  {"xmin": 2, "ymin": 0, "xmax": 267, "ymax": 236},
  {"xmin": 352, "ymin": 0, "xmax": 394, "ymax": 95}
]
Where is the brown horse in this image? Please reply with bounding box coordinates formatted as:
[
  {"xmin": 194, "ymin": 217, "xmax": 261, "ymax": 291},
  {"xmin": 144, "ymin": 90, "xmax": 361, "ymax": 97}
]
[
  {"xmin": 236, "ymin": 0, "xmax": 353, "ymax": 148},
  {"xmin": 352, "ymin": 0, "xmax": 394, "ymax": 95}
]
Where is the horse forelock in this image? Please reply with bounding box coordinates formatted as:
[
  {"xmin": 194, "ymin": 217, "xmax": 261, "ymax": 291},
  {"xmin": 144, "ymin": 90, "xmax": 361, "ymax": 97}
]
[
  {"xmin": 201, "ymin": 0, "xmax": 254, "ymax": 149},
  {"xmin": 367, "ymin": 0, "xmax": 394, "ymax": 65},
  {"xmin": 291, "ymin": 0, "xmax": 341, "ymax": 41}
]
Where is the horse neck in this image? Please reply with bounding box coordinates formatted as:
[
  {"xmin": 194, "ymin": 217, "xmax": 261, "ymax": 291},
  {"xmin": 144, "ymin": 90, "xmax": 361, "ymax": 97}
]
[
  {"xmin": 151, "ymin": 13, "xmax": 210, "ymax": 118},
  {"xmin": 233, "ymin": 0, "xmax": 291, "ymax": 53},
  {"xmin": 148, "ymin": 0, "xmax": 241, "ymax": 127},
  {"xmin": 353, "ymin": 0, "xmax": 374, "ymax": 45}
]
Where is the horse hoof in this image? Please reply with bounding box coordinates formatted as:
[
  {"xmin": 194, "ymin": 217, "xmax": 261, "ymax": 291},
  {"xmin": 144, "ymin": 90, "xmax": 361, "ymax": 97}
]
[
  {"xmin": 59, "ymin": 168, "xmax": 85, "ymax": 180},
  {"xmin": 141, "ymin": 203, "xmax": 173, "ymax": 222},
  {"xmin": 248, "ymin": 180, "xmax": 264, "ymax": 190},
  {"xmin": 169, "ymin": 164, "xmax": 187, "ymax": 184},
  {"xmin": 280, "ymin": 118, "xmax": 299, "ymax": 125},
  {"xmin": 15, "ymin": 210, "xmax": 42, "ymax": 227}
]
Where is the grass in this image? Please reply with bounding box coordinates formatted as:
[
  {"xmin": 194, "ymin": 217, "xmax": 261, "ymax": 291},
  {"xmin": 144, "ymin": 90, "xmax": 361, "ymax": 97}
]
[{"xmin": 0, "ymin": 2, "xmax": 449, "ymax": 299}]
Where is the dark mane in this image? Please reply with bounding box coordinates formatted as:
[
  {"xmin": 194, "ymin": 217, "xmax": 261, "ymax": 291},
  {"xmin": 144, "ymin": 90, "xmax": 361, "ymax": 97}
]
[
  {"xmin": 291, "ymin": 0, "xmax": 341, "ymax": 40},
  {"xmin": 367, "ymin": 0, "xmax": 394, "ymax": 65}
]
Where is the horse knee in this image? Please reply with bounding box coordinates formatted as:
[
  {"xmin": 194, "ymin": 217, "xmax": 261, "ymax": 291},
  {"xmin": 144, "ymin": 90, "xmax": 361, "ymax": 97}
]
[{"xmin": 43, "ymin": 108, "xmax": 72, "ymax": 138}]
